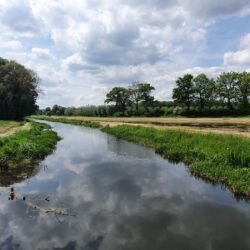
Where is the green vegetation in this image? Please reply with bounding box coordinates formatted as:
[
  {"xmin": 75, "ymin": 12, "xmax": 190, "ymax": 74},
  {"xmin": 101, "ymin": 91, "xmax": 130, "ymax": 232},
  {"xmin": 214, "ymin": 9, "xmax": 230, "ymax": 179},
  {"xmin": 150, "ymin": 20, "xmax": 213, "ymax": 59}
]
[
  {"xmin": 0, "ymin": 120, "xmax": 32, "ymax": 138},
  {"xmin": 102, "ymin": 125, "xmax": 250, "ymax": 197},
  {"xmin": 0, "ymin": 122, "xmax": 60, "ymax": 168},
  {"xmin": 0, "ymin": 57, "xmax": 39, "ymax": 120},
  {"xmin": 34, "ymin": 116, "xmax": 101, "ymax": 128},
  {"xmin": 173, "ymin": 72, "xmax": 250, "ymax": 115},
  {"xmin": 38, "ymin": 72, "xmax": 250, "ymax": 117}
]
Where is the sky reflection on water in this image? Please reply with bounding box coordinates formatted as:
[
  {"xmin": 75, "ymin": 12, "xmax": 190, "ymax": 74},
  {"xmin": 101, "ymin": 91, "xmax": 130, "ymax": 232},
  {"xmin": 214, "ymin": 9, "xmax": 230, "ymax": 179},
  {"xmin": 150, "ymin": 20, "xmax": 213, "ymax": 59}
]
[{"xmin": 0, "ymin": 122, "xmax": 250, "ymax": 250}]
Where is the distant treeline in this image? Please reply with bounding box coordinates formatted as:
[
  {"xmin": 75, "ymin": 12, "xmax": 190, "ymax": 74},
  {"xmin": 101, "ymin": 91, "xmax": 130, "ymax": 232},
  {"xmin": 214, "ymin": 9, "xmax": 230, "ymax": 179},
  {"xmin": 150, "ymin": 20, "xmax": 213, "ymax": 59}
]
[
  {"xmin": 0, "ymin": 57, "xmax": 39, "ymax": 120},
  {"xmin": 39, "ymin": 72, "xmax": 250, "ymax": 117}
]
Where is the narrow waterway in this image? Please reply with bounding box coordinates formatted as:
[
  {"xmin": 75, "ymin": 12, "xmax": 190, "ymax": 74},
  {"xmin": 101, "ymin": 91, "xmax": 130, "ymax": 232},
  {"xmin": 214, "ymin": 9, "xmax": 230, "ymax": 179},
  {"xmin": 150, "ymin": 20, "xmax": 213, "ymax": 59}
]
[{"xmin": 0, "ymin": 121, "xmax": 250, "ymax": 250}]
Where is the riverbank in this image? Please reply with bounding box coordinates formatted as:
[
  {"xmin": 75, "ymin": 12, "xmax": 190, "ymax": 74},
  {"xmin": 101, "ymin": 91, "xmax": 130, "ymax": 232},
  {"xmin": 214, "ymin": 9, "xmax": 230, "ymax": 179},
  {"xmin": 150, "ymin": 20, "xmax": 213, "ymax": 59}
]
[
  {"xmin": 31, "ymin": 116, "xmax": 250, "ymax": 197},
  {"xmin": 0, "ymin": 121, "xmax": 60, "ymax": 169},
  {"xmin": 32, "ymin": 115, "xmax": 250, "ymax": 137},
  {"xmin": 103, "ymin": 125, "xmax": 250, "ymax": 197},
  {"xmin": 33, "ymin": 116, "xmax": 101, "ymax": 128}
]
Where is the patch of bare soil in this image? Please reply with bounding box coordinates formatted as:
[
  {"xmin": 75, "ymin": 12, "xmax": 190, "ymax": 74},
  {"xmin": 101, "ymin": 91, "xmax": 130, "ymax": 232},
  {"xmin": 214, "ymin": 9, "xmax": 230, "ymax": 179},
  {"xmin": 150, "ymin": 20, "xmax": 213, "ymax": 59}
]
[{"xmin": 0, "ymin": 123, "xmax": 31, "ymax": 137}]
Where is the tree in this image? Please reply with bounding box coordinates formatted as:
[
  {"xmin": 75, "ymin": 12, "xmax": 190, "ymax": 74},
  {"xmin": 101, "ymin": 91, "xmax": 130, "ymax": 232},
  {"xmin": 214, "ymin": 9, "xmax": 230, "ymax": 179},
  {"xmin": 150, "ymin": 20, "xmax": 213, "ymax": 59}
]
[
  {"xmin": 129, "ymin": 83, "xmax": 141, "ymax": 112},
  {"xmin": 139, "ymin": 83, "xmax": 155, "ymax": 110},
  {"xmin": 172, "ymin": 74, "xmax": 194, "ymax": 111},
  {"xmin": 0, "ymin": 58, "xmax": 39, "ymax": 120},
  {"xmin": 51, "ymin": 105, "xmax": 65, "ymax": 116},
  {"xmin": 216, "ymin": 72, "xmax": 239, "ymax": 110},
  {"xmin": 44, "ymin": 107, "xmax": 52, "ymax": 116},
  {"xmin": 237, "ymin": 72, "xmax": 250, "ymax": 113},
  {"xmin": 129, "ymin": 83, "xmax": 155, "ymax": 112},
  {"xmin": 193, "ymin": 74, "xmax": 215, "ymax": 111},
  {"xmin": 105, "ymin": 87, "xmax": 130, "ymax": 113}
]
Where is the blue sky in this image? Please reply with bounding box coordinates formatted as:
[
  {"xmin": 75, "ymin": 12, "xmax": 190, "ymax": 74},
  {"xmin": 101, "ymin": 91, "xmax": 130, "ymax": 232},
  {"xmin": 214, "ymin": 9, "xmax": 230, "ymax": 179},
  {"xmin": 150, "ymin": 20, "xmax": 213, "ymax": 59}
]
[{"xmin": 0, "ymin": 0, "xmax": 250, "ymax": 108}]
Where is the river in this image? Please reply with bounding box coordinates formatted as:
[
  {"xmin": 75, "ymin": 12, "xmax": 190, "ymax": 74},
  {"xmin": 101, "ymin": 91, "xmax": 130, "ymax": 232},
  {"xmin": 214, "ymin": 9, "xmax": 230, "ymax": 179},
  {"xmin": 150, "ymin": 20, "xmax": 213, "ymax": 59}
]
[{"xmin": 0, "ymin": 121, "xmax": 250, "ymax": 250}]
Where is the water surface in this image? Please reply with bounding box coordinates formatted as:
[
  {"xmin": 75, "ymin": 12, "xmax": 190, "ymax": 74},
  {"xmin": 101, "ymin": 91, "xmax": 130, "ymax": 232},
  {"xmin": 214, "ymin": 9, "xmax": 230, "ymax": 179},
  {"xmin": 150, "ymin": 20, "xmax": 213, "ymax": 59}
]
[{"xmin": 0, "ymin": 121, "xmax": 250, "ymax": 250}]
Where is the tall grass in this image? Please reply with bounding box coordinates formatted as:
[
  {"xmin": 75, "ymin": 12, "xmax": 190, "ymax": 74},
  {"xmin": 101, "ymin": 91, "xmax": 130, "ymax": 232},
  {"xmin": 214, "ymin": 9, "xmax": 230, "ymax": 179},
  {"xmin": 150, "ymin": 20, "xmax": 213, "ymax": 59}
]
[
  {"xmin": 102, "ymin": 125, "xmax": 250, "ymax": 197},
  {"xmin": 0, "ymin": 122, "xmax": 60, "ymax": 168}
]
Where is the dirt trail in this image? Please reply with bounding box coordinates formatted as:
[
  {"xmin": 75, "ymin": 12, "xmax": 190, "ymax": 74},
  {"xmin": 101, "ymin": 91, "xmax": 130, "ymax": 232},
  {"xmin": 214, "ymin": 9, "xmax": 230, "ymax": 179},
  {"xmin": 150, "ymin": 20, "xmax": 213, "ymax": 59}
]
[{"xmin": 0, "ymin": 123, "xmax": 31, "ymax": 137}]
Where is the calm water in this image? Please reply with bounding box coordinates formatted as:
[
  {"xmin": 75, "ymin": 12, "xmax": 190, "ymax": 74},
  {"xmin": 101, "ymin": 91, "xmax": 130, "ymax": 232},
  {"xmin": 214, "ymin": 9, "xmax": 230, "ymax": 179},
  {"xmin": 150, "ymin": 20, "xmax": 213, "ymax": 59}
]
[{"xmin": 0, "ymin": 121, "xmax": 250, "ymax": 250}]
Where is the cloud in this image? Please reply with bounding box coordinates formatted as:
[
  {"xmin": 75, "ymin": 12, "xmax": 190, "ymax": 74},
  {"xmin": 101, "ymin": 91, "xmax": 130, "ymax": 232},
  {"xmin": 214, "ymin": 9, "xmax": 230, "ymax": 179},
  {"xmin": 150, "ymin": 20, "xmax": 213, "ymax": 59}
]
[
  {"xmin": 183, "ymin": 0, "xmax": 250, "ymax": 20},
  {"xmin": 31, "ymin": 48, "xmax": 54, "ymax": 60},
  {"xmin": 224, "ymin": 50, "xmax": 250, "ymax": 66},
  {"xmin": 0, "ymin": 39, "xmax": 22, "ymax": 50},
  {"xmin": 0, "ymin": 0, "xmax": 41, "ymax": 35},
  {"xmin": 240, "ymin": 33, "xmax": 250, "ymax": 49},
  {"xmin": 0, "ymin": 0, "xmax": 249, "ymax": 107},
  {"xmin": 224, "ymin": 33, "xmax": 250, "ymax": 67},
  {"xmin": 61, "ymin": 54, "xmax": 100, "ymax": 72}
]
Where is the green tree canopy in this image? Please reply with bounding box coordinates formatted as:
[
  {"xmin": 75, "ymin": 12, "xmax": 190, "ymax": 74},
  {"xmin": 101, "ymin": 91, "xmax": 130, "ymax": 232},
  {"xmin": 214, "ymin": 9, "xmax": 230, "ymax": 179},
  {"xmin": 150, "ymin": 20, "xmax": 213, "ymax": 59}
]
[
  {"xmin": 129, "ymin": 83, "xmax": 155, "ymax": 112},
  {"xmin": 216, "ymin": 72, "xmax": 239, "ymax": 110},
  {"xmin": 193, "ymin": 74, "xmax": 215, "ymax": 111},
  {"xmin": 105, "ymin": 87, "xmax": 130, "ymax": 113},
  {"xmin": 237, "ymin": 72, "xmax": 250, "ymax": 112},
  {"xmin": 172, "ymin": 74, "xmax": 194, "ymax": 111},
  {"xmin": 0, "ymin": 58, "xmax": 39, "ymax": 120}
]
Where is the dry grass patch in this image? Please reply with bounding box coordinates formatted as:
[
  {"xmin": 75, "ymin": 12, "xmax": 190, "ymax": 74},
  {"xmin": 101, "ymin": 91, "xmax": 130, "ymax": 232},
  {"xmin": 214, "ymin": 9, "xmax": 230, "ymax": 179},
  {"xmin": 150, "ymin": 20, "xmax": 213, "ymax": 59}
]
[
  {"xmin": 40, "ymin": 116, "xmax": 250, "ymax": 137},
  {"xmin": 0, "ymin": 121, "xmax": 31, "ymax": 137}
]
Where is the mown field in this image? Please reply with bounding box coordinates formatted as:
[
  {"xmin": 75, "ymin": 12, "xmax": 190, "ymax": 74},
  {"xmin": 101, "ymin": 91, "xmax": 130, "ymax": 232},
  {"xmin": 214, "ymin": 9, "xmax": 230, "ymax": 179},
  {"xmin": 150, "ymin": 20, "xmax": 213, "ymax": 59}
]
[
  {"xmin": 33, "ymin": 115, "xmax": 250, "ymax": 197},
  {"xmin": 33, "ymin": 115, "xmax": 250, "ymax": 137}
]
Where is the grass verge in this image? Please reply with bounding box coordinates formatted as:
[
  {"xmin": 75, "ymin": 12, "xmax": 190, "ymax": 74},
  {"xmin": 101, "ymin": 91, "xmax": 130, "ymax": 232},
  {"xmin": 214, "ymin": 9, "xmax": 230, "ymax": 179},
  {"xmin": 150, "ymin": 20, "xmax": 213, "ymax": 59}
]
[
  {"xmin": 0, "ymin": 122, "xmax": 60, "ymax": 169},
  {"xmin": 33, "ymin": 116, "xmax": 101, "ymax": 128}
]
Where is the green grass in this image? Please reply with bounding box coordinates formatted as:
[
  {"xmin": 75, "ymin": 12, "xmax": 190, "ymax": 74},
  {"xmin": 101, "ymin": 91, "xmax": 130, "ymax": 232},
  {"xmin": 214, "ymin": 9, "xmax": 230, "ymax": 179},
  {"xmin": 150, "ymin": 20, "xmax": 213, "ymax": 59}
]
[
  {"xmin": 0, "ymin": 122, "xmax": 60, "ymax": 168},
  {"xmin": 0, "ymin": 120, "xmax": 27, "ymax": 136},
  {"xmin": 102, "ymin": 125, "xmax": 250, "ymax": 197},
  {"xmin": 31, "ymin": 116, "xmax": 101, "ymax": 128}
]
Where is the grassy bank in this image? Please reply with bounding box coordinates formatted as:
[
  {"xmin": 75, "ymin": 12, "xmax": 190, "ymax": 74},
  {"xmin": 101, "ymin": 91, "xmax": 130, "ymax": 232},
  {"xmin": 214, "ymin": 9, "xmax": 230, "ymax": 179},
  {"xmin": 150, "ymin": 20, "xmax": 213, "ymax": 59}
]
[
  {"xmin": 103, "ymin": 125, "xmax": 250, "ymax": 197},
  {"xmin": 33, "ymin": 116, "xmax": 101, "ymax": 128},
  {"xmin": 0, "ymin": 120, "xmax": 31, "ymax": 137},
  {"xmin": 32, "ymin": 116, "xmax": 250, "ymax": 197},
  {"xmin": 0, "ymin": 122, "xmax": 60, "ymax": 168}
]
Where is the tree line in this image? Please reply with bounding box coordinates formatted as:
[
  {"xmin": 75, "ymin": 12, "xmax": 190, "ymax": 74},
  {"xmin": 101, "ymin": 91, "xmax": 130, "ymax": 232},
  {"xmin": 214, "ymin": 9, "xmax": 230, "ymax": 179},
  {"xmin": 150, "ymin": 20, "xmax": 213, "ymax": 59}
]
[
  {"xmin": 0, "ymin": 57, "xmax": 39, "ymax": 120},
  {"xmin": 173, "ymin": 72, "xmax": 250, "ymax": 114},
  {"xmin": 40, "ymin": 71, "xmax": 250, "ymax": 117}
]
